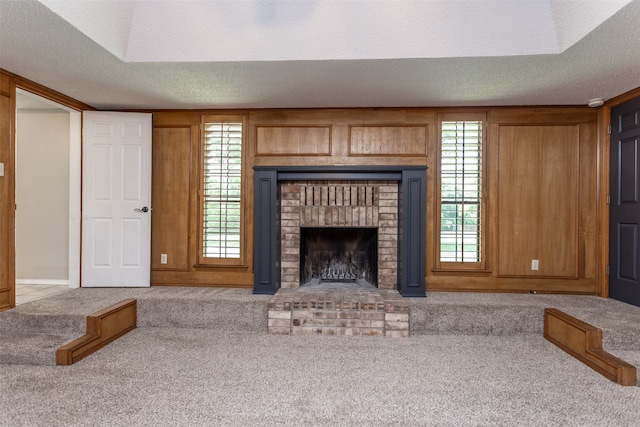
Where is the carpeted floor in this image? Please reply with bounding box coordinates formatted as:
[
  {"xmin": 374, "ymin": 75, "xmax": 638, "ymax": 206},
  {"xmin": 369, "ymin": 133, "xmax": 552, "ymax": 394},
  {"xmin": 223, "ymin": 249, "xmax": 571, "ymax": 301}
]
[
  {"xmin": 2, "ymin": 328, "xmax": 640, "ymax": 426},
  {"xmin": 2, "ymin": 288, "xmax": 640, "ymax": 426}
]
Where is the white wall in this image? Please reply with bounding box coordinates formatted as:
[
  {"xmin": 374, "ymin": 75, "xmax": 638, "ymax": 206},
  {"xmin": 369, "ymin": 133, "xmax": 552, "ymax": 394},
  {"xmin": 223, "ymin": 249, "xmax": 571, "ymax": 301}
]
[{"xmin": 16, "ymin": 110, "xmax": 70, "ymax": 280}]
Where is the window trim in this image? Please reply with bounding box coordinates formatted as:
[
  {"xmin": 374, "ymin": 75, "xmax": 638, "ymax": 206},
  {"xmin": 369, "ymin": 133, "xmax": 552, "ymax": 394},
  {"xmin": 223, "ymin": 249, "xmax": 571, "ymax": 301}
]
[
  {"xmin": 198, "ymin": 114, "xmax": 247, "ymax": 267},
  {"xmin": 434, "ymin": 112, "xmax": 488, "ymax": 272}
]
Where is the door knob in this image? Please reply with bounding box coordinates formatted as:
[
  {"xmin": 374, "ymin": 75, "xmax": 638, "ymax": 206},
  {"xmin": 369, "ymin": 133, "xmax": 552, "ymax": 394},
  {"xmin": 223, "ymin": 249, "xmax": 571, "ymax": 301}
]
[{"xmin": 134, "ymin": 206, "xmax": 150, "ymax": 213}]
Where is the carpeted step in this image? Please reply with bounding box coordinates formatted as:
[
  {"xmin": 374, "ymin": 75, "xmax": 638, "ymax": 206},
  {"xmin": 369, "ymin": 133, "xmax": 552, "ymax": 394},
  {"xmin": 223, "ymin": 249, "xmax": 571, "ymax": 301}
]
[
  {"xmin": 407, "ymin": 294, "xmax": 640, "ymax": 351},
  {"xmin": 603, "ymin": 330, "xmax": 640, "ymax": 351},
  {"xmin": 408, "ymin": 302, "xmax": 543, "ymax": 336},
  {"xmin": 0, "ymin": 330, "xmax": 74, "ymax": 365},
  {"xmin": 137, "ymin": 297, "xmax": 269, "ymax": 331},
  {"xmin": 0, "ymin": 310, "xmax": 87, "ymax": 336},
  {"xmin": 0, "ymin": 288, "xmax": 271, "ymax": 365}
]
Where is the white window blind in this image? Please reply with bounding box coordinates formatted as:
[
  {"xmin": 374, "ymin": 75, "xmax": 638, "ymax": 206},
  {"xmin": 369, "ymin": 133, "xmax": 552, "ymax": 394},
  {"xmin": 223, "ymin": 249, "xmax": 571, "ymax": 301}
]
[
  {"xmin": 202, "ymin": 122, "xmax": 242, "ymax": 258},
  {"xmin": 440, "ymin": 121, "xmax": 482, "ymax": 262}
]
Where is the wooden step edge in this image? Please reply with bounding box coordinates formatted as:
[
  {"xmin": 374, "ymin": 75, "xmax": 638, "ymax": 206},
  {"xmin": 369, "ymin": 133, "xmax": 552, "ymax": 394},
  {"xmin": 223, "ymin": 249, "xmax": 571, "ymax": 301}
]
[
  {"xmin": 544, "ymin": 308, "xmax": 637, "ymax": 386},
  {"xmin": 56, "ymin": 299, "xmax": 137, "ymax": 366}
]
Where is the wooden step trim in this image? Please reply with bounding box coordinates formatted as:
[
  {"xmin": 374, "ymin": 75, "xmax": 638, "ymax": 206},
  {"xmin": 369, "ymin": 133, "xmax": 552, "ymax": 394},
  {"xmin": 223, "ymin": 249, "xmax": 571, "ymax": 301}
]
[
  {"xmin": 56, "ymin": 299, "xmax": 137, "ymax": 365},
  {"xmin": 544, "ymin": 308, "xmax": 636, "ymax": 386}
]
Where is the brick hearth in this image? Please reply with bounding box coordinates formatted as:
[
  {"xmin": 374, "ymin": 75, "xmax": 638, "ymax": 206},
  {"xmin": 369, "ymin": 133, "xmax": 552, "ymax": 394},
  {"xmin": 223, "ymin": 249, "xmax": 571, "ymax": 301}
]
[{"xmin": 268, "ymin": 286, "xmax": 409, "ymax": 337}]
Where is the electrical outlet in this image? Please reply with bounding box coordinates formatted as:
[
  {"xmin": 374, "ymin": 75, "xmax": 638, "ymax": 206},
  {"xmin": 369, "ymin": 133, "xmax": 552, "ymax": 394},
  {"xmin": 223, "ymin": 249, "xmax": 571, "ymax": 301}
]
[
  {"xmin": 531, "ymin": 259, "xmax": 539, "ymax": 270},
  {"xmin": 160, "ymin": 254, "xmax": 168, "ymax": 264}
]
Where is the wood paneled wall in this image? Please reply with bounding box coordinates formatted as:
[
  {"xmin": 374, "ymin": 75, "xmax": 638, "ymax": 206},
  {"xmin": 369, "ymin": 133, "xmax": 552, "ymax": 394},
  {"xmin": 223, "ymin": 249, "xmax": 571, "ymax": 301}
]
[
  {"xmin": 475, "ymin": 109, "xmax": 598, "ymax": 293},
  {"xmin": 151, "ymin": 107, "xmax": 599, "ymax": 294},
  {"xmin": 0, "ymin": 72, "xmax": 15, "ymax": 309},
  {"xmin": 0, "ymin": 68, "xmax": 611, "ymax": 297},
  {"xmin": 151, "ymin": 126, "xmax": 193, "ymax": 271},
  {"xmin": 151, "ymin": 112, "xmax": 254, "ymax": 286}
]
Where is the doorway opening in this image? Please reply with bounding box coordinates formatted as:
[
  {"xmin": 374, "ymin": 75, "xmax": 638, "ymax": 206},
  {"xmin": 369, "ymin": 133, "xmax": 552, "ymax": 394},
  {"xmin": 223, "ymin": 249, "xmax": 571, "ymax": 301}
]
[{"xmin": 15, "ymin": 89, "xmax": 81, "ymax": 304}]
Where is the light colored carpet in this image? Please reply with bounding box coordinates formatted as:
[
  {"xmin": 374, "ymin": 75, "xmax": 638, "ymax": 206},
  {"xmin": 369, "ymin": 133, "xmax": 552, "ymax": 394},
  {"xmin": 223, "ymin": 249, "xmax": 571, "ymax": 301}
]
[
  {"xmin": 2, "ymin": 288, "xmax": 640, "ymax": 425},
  {"xmin": 1, "ymin": 328, "xmax": 640, "ymax": 426}
]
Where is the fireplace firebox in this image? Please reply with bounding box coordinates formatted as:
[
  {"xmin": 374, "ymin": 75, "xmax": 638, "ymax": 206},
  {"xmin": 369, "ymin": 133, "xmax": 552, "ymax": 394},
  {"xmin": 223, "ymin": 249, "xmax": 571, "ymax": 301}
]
[{"xmin": 300, "ymin": 227, "xmax": 378, "ymax": 287}]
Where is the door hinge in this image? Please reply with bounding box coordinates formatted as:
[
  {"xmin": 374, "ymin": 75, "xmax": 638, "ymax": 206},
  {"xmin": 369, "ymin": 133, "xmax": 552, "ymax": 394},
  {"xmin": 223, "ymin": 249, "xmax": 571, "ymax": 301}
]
[
  {"xmin": 606, "ymin": 265, "xmax": 610, "ymax": 275},
  {"xmin": 608, "ymin": 124, "xmax": 612, "ymax": 134},
  {"xmin": 607, "ymin": 194, "xmax": 610, "ymax": 205}
]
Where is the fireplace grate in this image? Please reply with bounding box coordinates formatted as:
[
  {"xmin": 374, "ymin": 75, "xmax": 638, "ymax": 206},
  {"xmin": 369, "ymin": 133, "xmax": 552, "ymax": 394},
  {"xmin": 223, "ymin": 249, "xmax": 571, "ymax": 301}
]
[{"xmin": 320, "ymin": 258, "xmax": 358, "ymax": 282}]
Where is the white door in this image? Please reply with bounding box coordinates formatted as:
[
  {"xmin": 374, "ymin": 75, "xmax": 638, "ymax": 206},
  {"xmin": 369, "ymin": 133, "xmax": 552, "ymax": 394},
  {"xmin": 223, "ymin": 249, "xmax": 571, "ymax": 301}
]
[{"xmin": 81, "ymin": 111, "xmax": 152, "ymax": 287}]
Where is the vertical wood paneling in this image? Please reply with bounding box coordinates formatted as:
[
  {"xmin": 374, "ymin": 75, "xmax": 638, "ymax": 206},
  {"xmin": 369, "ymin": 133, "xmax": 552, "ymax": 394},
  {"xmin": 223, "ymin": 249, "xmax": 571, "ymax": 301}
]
[
  {"xmin": 497, "ymin": 126, "xmax": 539, "ymax": 276},
  {"xmin": 497, "ymin": 125, "xmax": 579, "ymax": 278},
  {"xmin": 539, "ymin": 125, "xmax": 579, "ymax": 277},
  {"xmin": 579, "ymin": 122, "xmax": 597, "ymax": 281},
  {"xmin": 151, "ymin": 127, "xmax": 191, "ymax": 271},
  {"xmin": 0, "ymin": 75, "xmax": 605, "ymax": 293}
]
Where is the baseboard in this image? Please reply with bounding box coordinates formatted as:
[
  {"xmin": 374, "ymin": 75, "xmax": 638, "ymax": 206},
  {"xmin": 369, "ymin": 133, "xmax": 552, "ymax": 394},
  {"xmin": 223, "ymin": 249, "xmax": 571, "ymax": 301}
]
[
  {"xmin": 56, "ymin": 299, "xmax": 137, "ymax": 365},
  {"xmin": 16, "ymin": 279, "xmax": 69, "ymax": 286},
  {"xmin": 544, "ymin": 308, "xmax": 637, "ymax": 386}
]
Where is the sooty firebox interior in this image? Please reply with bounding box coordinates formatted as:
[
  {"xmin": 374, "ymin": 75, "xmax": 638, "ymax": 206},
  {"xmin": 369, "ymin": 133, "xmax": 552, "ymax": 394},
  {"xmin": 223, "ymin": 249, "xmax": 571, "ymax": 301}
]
[{"xmin": 300, "ymin": 227, "xmax": 378, "ymax": 287}]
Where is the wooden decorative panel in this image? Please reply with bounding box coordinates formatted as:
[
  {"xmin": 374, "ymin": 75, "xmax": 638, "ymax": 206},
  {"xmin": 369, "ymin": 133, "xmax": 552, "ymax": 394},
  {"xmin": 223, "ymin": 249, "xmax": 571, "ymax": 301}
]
[
  {"xmin": 497, "ymin": 125, "xmax": 579, "ymax": 278},
  {"xmin": 255, "ymin": 125, "xmax": 331, "ymax": 156},
  {"xmin": 348, "ymin": 125, "xmax": 427, "ymax": 157},
  {"xmin": 544, "ymin": 308, "xmax": 636, "ymax": 386},
  {"xmin": 57, "ymin": 299, "xmax": 137, "ymax": 365},
  {"xmin": 151, "ymin": 127, "xmax": 191, "ymax": 270}
]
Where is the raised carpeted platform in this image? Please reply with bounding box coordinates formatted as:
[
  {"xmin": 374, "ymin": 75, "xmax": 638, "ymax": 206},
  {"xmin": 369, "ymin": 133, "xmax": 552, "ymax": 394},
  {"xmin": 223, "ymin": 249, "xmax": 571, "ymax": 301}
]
[
  {"xmin": 3, "ymin": 287, "xmax": 640, "ymax": 425},
  {"xmin": 1, "ymin": 287, "xmax": 640, "ymax": 372}
]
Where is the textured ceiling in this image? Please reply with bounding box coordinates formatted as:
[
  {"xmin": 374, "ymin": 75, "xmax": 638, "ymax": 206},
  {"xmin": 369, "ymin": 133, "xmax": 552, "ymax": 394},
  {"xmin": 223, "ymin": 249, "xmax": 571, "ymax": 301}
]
[{"xmin": 1, "ymin": 0, "xmax": 640, "ymax": 110}]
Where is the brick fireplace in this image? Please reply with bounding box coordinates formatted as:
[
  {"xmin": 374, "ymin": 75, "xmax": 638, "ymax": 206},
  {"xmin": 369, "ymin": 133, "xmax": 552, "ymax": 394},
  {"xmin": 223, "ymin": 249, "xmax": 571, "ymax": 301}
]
[
  {"xmin": 253, "ymin": 166, "xmax": 427, "ymax": 297},
  {"xmin": 280, "ymin": 181, "xmax": 398, "ymax": 290}
]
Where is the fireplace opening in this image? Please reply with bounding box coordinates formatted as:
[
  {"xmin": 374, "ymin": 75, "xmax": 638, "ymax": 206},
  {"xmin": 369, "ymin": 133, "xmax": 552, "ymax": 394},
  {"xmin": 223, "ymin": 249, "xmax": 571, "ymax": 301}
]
[{"xmin": 300, "ymin": 227, "xmax": 378, "ymax": 288}]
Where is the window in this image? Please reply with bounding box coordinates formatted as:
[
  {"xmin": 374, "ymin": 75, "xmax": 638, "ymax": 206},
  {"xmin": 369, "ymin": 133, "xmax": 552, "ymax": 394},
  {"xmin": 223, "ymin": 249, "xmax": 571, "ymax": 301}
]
[
  {"xmin": 438, "ymin": 117, "xmax": 484, "ymax": 267},
  {"xmin": 200, "ymin": 116, "xmax": 245, "ymax": 264}
]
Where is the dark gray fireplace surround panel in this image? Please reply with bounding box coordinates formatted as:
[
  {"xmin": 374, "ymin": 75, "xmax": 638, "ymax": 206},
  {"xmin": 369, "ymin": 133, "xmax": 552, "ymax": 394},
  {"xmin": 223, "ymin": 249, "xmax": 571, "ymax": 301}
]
[{"xmin": 253, "ymin": 166, "xmax": 427, "ymax": 297}]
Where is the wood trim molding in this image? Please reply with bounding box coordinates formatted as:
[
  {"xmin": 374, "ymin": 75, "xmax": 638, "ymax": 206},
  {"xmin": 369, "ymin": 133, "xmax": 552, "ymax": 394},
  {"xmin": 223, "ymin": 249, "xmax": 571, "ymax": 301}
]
[
  {"xmin": 0, "ymin": 72, "xmax": 16, "ymax": 309},
  {"xmin": 1, "ymin": 69, "xmax": 95, "ymax": 111},
  {"xmin": 596, "ymin": 107, "xmax": 609, "ymax": 297},
  {"xmin": 544, "ymin": 308, "xmax": 636, "ymax": 386},
  {"xmin": 56, "ymin": 299, "xmax": 137, "ymax": 365},
  {"xmin": 605, "ymin": 87, "xmax": 640, "ymax": 109}
]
